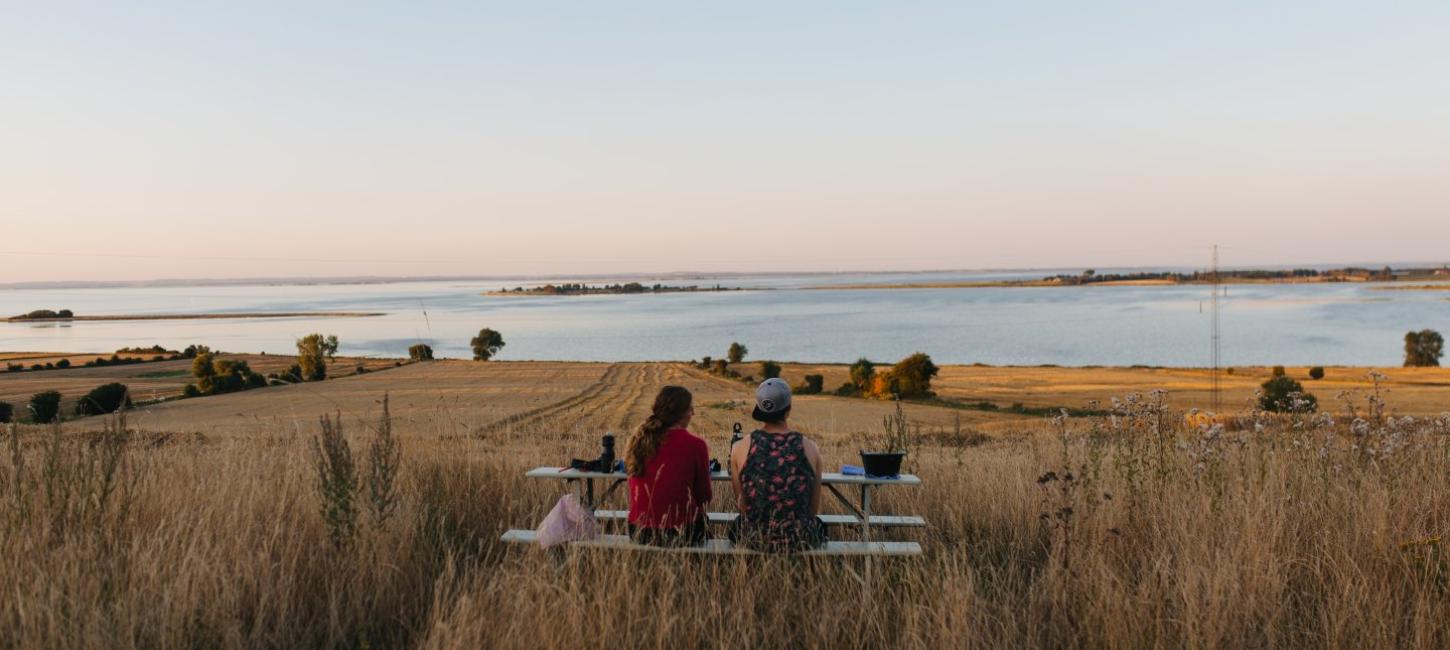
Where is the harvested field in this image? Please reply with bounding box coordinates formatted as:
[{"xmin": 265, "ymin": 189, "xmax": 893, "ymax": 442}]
[{"xmin": 2, "ymin": 366, "xmax": 1448, "ymax": 648}]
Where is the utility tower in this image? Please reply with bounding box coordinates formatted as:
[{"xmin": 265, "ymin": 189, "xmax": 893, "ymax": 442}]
[{"xmin": 1210, "ymin": 244, "xmax": 1221, "ymax": 413}]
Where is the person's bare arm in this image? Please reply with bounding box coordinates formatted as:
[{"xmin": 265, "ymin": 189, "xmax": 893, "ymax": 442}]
[
  {"xmin": 803, "ymin": 436, "xmax": 823, "ymax": 516},
  {"xmin": 730, "ymin": 438, "xmax": 749, "ymax": 508}
]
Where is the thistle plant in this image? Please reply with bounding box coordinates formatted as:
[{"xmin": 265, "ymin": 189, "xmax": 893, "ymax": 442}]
[
  {"xmin": 365, "ymin": 395, "xmax": 402, "ymax": 527},
  {"xmin": 311, "ymin": 412, "xmax": 358, "ymax": 547}
]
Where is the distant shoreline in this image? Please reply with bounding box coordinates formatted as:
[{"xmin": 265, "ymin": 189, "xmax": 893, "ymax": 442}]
[
  {"xmin": 804, "ymin": 276, "xmax": 1450, "ymax": 291},
  {"xmin": 5, "ymin": 312, "xmax": 385, "ymax": 323}
]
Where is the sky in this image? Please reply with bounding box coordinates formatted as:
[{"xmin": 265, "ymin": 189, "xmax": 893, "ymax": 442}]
[{"xmin": 3, "ymin": 1, "xmax": 1448, "ymax": 283}]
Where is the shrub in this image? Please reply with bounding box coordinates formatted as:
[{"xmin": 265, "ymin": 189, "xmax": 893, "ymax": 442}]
[
  {"xmin": 699, "ymin": 356, "xmax": 712, "ymax": 370},
  {"xmin": 76, "ymin": 383, "xmax": 132, "ymax": 416},
  {"xmin": 1309, "ymin": 366, "xmax": 1325, "ymax": 380},
  {"xmin": 1259, "ymin": 376, "xmax": 1318, "ymax": 413},
  {"xmin": 28, "ymin": 391, "xmax": 62, "ymax": 424},
  {"xmin": 760, "ymin": 361, "xmax": 782, "ymax": 380},
  {"xmin": 182, "ymin": 384, "xmax": 202, "ymax": 398},
  {"xmin": 727, "ymin": 342, "xmax": 748, "ymax": 364},
  {"xmin": 5, "ymin": 363, "xmax": 21, "ymax": 372},
  {"xmin": 470, "ymin": 328, "xmax": 505, "ymax": 361},
  {"xmin": 889, "ymin": 353, "xmax": 939, "ymax": 399},
  {"xmin": 849, "ymin": 358, "xmax": 876, "ymax": 391},
  {"xmin": 1404, "ymin": 329, "xmax": 1444, "ymax": 367},
  {"xmin": 30, "ymin": 364, "xmax": 43, "ymax": 371},
  {"xmin": 796, "ymin": 374, "xmax": 824, "ymax": 395},
  {"xmin": 56, "ymin": 359, "xmax": 71, "ymax": 369},
  {"xmin": 834, "ymin": 382, "xmax": 858, "ymax": 396},
  {"xmin": 0, "ymin": 401, "xmax": 12, "ymax": 423},
  {"xmin": 712, "ymin": 359, "xmax": 729, "ymax": 375},
  {"xmin": 1272, "ymin": 365, "xmax": 1286, "ymax": 377},
  {"xmin": 408, "ymin": 343, "xmax": 434, "ymax": 362}
]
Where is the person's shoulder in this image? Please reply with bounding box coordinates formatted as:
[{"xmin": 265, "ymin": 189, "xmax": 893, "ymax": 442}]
[
  {"xmin": 795, "ymin": 432, "xmax": 820, "ymax": 452},
  {"xmin": 669, "ymin": 428, "xmax": 708, "ymax": 448}
]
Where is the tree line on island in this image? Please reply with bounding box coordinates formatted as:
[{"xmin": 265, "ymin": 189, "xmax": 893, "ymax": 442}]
[
  {"xmin": 494, "ymin": 282, "xmax": 737, "ymax": 296},
  {"xmin": 1046, "ymin": 265, "xmax": 1450, "ymax": 285}
]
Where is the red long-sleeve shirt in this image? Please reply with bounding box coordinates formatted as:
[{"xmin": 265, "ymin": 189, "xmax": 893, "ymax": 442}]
[{"xmin": 627, "ymin": 428, "xmax": 712, "ymax": 529}]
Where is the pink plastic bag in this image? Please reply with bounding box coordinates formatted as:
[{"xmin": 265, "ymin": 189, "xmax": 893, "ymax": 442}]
[{"xmin": 535, "ymin": 494, "xmax": 598, "ymax": 548}]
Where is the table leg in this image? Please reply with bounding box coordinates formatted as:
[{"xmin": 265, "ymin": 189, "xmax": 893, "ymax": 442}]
[
  {"xmin": 861, "ymin": 485, "xmax": 873, "ymax": 593},
  {"xmin": 585, "ymin": 478, "xmax": 596, "ymax": 509},
  {"xmin": 860, "ymin": 485, "xmax": 872, "ymax": 542}
]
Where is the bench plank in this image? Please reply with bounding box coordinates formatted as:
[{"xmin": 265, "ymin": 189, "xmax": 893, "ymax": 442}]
[
  {"xmin": 592, "ymin": 510, "xmax": 925, "ymax": 528},
  {"xmin": 499, "ymin": 530, "xmax": 921, "ymax": 556},
  {"xmin": 525, "ymin": 467, "xmax": 921, "ymax": 486}
]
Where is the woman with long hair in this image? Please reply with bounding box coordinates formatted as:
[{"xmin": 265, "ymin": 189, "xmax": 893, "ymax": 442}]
[{"xmin": 625, "ymin": 385, "xmax": 712, "ymax": 546}]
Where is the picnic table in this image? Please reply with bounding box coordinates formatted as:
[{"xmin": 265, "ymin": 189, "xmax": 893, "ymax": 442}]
[{"xmin": 513, "ymin": 466, "xmax": 924, "ymax": 551}]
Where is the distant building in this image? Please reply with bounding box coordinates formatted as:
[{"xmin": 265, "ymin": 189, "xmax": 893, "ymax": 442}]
[{"xmin": 1434, "ymin": 267, "xmax": 1450, "ymax": 276}]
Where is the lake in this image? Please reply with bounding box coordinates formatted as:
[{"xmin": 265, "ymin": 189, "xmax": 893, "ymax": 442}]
[{"xmin": 2, "ymin": 272, "xmax": 1445, "ymax": 366}]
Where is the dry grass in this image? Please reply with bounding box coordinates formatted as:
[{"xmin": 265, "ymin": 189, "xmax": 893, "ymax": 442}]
[{"xmin": 2, "ymin": 363, "xmax": 1449, "ymax": 649}]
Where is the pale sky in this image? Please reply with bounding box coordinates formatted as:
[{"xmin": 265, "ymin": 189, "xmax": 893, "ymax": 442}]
[{"xmin": 3, "ymin": 1, "xmax": 1448, "ymax": 283}]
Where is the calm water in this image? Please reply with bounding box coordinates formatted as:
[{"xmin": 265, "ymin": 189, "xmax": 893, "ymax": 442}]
[{"xmin": 2, "ymin": 272, "xmax": 1445, "ymax": 366}]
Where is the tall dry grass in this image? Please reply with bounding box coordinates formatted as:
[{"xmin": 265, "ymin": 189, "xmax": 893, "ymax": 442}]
[{"xmin": 2, "ymin": 382, "xmax": 1449, "ymax": 649}]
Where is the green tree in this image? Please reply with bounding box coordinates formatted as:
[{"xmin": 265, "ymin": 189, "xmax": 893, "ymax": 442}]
[
  {"xmin": 191, "ymin": 346, "xmax": 216, "ymax": 379},
  {"xmin": 297, "ymin": 333, "xmax": 339, "ymax": 381},
  {"xmin": 727, "ymin": 342, "xmax": 748, "ymax": 364},
  {"xmin": 29, "ymin": 391, "xmax": 62, "ymax": 424},
  {"xmin": 1404, "ymin": 329, "xmax": 1444, "ymax": 367},
  {"xmin": 849, "ymin": 358, "xmax": 876, "ymax": 391},
  {"xmin": 76, "ymin": 383, "xmax": 132, "ymax": 416},
  {"xmin": 890, "ymin": 353, "xmax": 940, "ymax": 399},
  {"xmin": 1308, "ymin": 366, "xmax": 1325, "ymax": 380},
  {"xmin": 408, "ymin": 343, "xmax": 434, "ymax": 362},
  {"xmin": 471, "ymin": 328, "xmax": 505, "ymax": 361},
  {"xmin": 1259, "ymin": 376, "xmax": 1318, "ymax": 413},
  {"xmin": 0, "ymin": 401, "xmax": 12, "ymax": 423},
  {"xmin": 1271, "ymin": 365, "xmax": 1286, "ymax": 377},
  {"xmin": 760, "ymin": 361, "xmax": 782, "ymax": 380}
]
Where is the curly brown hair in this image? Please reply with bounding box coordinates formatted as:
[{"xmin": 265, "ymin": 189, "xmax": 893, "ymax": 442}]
[{"xmin": 624, "ymin": 386, "xmax": 693, "ymax": 477}]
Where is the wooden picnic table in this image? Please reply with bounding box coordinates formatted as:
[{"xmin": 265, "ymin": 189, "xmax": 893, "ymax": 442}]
[{"xmin": 523, "ymin": 466, "xmax": 923, "ymax": 544}]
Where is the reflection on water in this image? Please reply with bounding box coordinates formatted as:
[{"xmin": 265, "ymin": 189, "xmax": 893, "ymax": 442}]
[{"xmin": 1, "ymin": 272, "xmax": 1445, "ymax": 366}]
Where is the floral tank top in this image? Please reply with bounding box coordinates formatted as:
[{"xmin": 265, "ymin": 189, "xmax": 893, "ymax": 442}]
[{"xmin": 736, "ymin": 431, "xmax": 826, "ymax": 551}]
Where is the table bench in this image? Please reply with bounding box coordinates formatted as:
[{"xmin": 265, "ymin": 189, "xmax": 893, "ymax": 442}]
[
  {"xmin": 500, "ymin": 530, "xmax": 921, "ymax": 556},
  {"xmin": 521, "ymin": 467, "xmax": 922, "ymax": 544},
  {"xmin": 506, "ymin": 465, "xmax": 927, "ymax": 585},
  {"xmin": 591, "ymin": 510, "xmax": 926, "ymax": 528}
]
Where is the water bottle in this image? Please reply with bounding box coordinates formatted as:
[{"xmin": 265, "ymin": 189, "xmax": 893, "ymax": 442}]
[
  {"xmin": 599, "ymin": 434, "xmax": 615, "ymax": 473},
  {"xmin": 729, "ymin": 422, "xmax": 743, "ymax": 447}
]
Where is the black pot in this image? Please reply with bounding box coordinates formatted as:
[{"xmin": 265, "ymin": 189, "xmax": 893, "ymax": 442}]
[{"xmin": 859, "ymin": 451, "xmax": 906, "ymax": 478}]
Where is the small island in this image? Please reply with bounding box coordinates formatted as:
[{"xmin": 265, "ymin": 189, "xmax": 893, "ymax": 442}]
[
  {"xmin": 486, "ymin": 282, "xmax": 747, "ymax": 296},
  {"xmin": 6, "ymin": 310, "xmax": 384, "ymax": 322}
]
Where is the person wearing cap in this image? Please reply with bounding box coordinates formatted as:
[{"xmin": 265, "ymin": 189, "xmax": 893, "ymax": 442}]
[{"xmin": 729, "ymin": 378, "xmax": 827, "ymax": 551}]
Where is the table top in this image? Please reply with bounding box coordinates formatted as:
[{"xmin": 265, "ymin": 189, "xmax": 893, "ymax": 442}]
[{"xmin": 525, "ymin": 466, "xmax": 921, "ymax": 486}]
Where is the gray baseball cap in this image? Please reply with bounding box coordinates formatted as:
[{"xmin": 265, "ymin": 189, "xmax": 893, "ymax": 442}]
[{"xmin": 752, "ymin": 378, "xmax": 792, "ymax": 421}]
